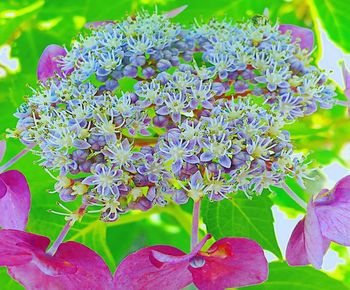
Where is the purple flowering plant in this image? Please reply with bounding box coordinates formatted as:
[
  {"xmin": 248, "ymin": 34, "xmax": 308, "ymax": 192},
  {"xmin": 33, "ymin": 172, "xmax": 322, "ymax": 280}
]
[{"xmin": 1, "ymin": 3, "xmax": 350, "ymax": 290}]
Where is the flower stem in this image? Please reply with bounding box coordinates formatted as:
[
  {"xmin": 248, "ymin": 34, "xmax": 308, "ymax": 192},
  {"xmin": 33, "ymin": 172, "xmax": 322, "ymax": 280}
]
[
  {"xmin": 281, "ymin": 183, "xmax": 307, "ymax": 209},
  {"xmin": 46, "ymin": 204, "xmax": 87, "ymax": 256},
  {"xmin": 337, "ymin": 100, "xmax": 350, "ymax": 115},
  {"xmin": 0, "ymin": 143, "xmax": 35, "ymax": 173},
  {"xmin": 131, "ymin": 136, "xmax": 158, "ymax": 147},
  {"xmin": 191, "ymin": 200, "xmax": 201, "ymax": 250},
  {"xmin": 336, "ymin": 100, "xmax": 349, "ymax": 107}
]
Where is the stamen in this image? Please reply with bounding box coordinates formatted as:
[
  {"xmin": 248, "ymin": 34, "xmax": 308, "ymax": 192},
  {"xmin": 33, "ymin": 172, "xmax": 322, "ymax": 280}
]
[{"xmin": 46, "ymin": 203, "xmax": 88, "ymax": 256}]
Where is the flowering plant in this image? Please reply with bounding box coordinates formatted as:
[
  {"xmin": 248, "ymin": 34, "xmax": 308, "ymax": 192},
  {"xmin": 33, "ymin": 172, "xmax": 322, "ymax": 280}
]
[{"xmin": 1, "ymin": 2, "xmax": 350, "ymax": 290}]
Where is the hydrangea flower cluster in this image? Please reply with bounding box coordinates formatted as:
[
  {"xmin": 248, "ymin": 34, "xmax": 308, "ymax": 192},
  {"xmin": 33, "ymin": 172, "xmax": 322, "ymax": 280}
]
[
  {"xmin": 2, "ymin": 6, "xmax": 350, "ymax": 290},
  {"xmin": 12, "ymin": 11, "xmax": 336, "ymax": 222}
]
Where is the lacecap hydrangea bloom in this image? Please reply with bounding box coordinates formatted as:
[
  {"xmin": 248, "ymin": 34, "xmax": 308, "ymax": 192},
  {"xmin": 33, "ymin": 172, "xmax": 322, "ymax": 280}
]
[{"xmin": 11, "ymin": 11, "xmax": 336, "ymax": 222}]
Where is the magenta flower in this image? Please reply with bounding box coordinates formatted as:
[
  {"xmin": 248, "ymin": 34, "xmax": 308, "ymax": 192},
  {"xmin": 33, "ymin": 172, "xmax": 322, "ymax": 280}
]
[
  {"xmin": 0, "ymin": 141, "xmax": 114, "ymax": 288},
  {"xmin": 0, "ymin": 229, "xmax": 114, "ymax": 290},
  {"xmin": 278, "ymin": 24, "xmax": 314, "ymax": 51},
  {"xmin": 0, "ymin": 140, "xmax": 30, "ymax": 230},
  {"xmin": 114, "ymin": 234, "xmax": 268, "ymax": 290},
  {"xmin": 286, "ymin": 175, "xmax": 350, "ymax": 268},
  {"xmin": 37, "ymin": 44, "xmax": 67, "ymax": 81},
  {"xmin": 0, "ymin": 170, "xmax": 30, "ymax": 230}
]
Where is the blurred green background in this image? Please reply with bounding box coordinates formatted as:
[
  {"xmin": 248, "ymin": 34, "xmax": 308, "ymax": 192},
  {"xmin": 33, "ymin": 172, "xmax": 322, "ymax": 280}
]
[{"xmin": 1, "ymin": 0, "xmax": 350, "ymax": 289}]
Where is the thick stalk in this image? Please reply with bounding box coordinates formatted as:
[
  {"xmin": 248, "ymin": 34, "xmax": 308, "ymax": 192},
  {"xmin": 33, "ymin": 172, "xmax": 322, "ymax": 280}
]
[
  {"xmin": 0, "ymin": 143, "xmax": 35, "ymax": 173},
  {"xmin": 281, "ymin": 183, "xmax": 307, "ymax": 209},
  {"xmin": 191, "ymin": 200, "xmax": 201, "ymax": 250},
  {"xmin": 46, "ymin": 204, "xmax": 87, "ymax": 256}
]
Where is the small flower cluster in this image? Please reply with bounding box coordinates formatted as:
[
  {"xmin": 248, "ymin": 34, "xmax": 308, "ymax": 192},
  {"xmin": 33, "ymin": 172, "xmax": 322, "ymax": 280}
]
[
  {"xmin": 194, "ymin": 17, "xmax": 336, "ymax": 117},
  {"xmin": 63, "ymin": 11, "xmax": 193, "ymax": 83},
  {"xmin": 12, "ymin": 12, "xmax": 336, "ymax": 222}
]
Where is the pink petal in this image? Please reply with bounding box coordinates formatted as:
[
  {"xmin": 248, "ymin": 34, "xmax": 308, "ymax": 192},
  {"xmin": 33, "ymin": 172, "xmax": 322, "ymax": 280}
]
[
  {"xmin": 37, "ymin": 44, "xmax": 67, "ymax": 82},
  {"xmin": 189, "ymin": 238, "xmax": 268, "ymax": 290},
  {"xmin": 0, "ymin": 140, "xmax": 6, "ymax": 163},
  {"xmin": 0, "ymin": 170, "xmax": 30, "ymax": 230},
  {"xmin": 164, "ymin": 5, "xmax": 188, "ymax": 18},
  {"xmin": 114, "ymin": 245, "xmax": 192, "ymax": 290},
  {"xmin": 30, "ymin": 250, "xmax": 77, "ymax": 276},
  {"xmin": 0, "ymin": 179, "xmax": 6, "ymax": 198},
  {"xmin": 329, "ymin": 175, "xmax": 350, "ymax": 203},
  {"xmin": 278, "ymin": 24, "xmax": 314, "ymax": 51},
  {"xmin": 84, "ymin": 20, "xmax": 116, "ymax": 29},
  {"xmin": 0, "ymin": 230, "xmax": 114, "ymax": 290},
  {"xmin": 303, "ymin": 201, "xmax": 327, "ymax": 268},
  {"xmin": 152, "ymin": 234, "xmax": 211, "ymax": 264},
  {"xmin": 286, "ymin": 203, "xmax": 330, "ymax": 268},
  {"xmin": 0, "ymin": 230, "xmax": 49, "ymax": 266},
  {"xmin": 286, "ymin": 219, "xmax": 310, "ymax": 266},
  {"xmin": 315, "ymin": 175, "xmax": 350, "ymax": 246}
]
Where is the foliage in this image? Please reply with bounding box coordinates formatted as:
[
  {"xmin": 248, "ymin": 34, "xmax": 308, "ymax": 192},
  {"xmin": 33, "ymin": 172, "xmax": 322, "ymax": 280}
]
[
  {"xmin": 202, "ymin": 193, "xmax": 281, "ymax": 258},
  {"xmin": 0, "ymin": 0, "xmax": 350, "ymax": 288},
  {"xmin": 244, "ymin": 262, "xmax": 349, "ymax": 290}
]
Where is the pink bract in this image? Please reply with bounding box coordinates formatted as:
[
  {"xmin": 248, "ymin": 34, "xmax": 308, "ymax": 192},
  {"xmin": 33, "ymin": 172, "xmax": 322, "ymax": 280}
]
[
  {"xmin": 0, "ymin": 170, "xmax": 30, "ymax": 230},
  {"xmin": 114, "ymin": 236, "xmax": 268, "ymax": 290},
  {"xmin": 278, "ymin": 24, "xmax": 314, "ymax": 51},
  {"xmin": 37, "ymin": 44, "xmax": 67, "ymax": 81},
  {"xmin": 315, "ymin": 176, "xmax": 350, "ymax": 246},
  {"xmin": 286, "ymin": 175, "xmax": 350, "ymax": 268},
  {"xmin": 115, "ymin": 245, "xmax": 191, "ymax": 290},
  {"xmin": 286, "ymin": 202, "xmax": 330, "ymax": 269},
  {"xmin": 0, "ymin": 229, "xmax": 114, "ymax": 290}
]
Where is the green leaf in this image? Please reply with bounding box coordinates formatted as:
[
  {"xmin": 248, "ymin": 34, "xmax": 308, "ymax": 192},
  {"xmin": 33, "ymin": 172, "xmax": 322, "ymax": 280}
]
[
  {"xmin": 67, "ymin": 217, "xmax": 117, "ymax": 270},
  {"xmin": 312, "ymin": 0, "xmax": 350, "ymax": 53},
  {"xmin": 202, "ymin": 193, "xmax": 282, "ymax": 258},
  {"xmin": 244, "ymin": 262, "xmax": 350, "ymax": 290},
  {"xmin": 0, "ymin": 268, "xmax": 23, "ymax": 290},
  {"xmin": 285, "ymin": 89, "xmax": 350, "ymax": 167},
  {"xmin": 2, "ymin": 0, "xmax": 350, "ymax": 286},
  {"xmin": 106, "ymin": 211, "xmax": 191, "ymax": 266}
]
